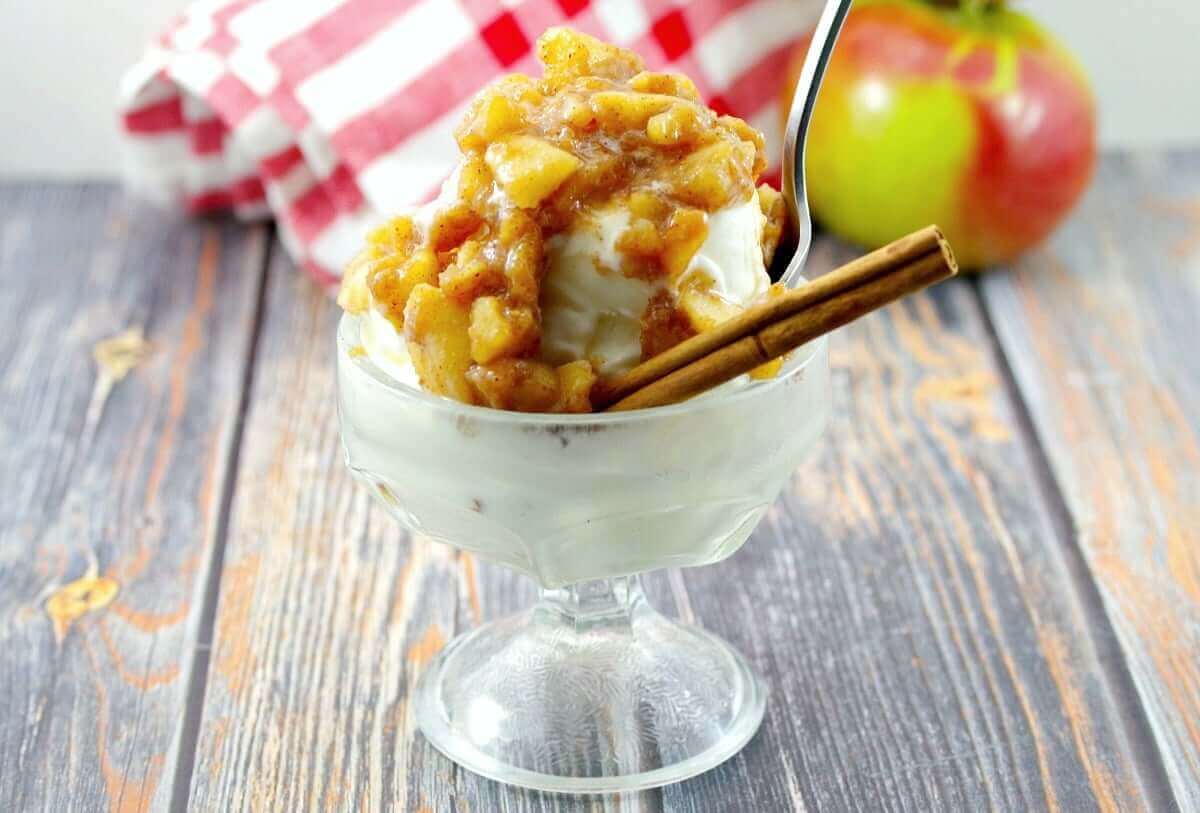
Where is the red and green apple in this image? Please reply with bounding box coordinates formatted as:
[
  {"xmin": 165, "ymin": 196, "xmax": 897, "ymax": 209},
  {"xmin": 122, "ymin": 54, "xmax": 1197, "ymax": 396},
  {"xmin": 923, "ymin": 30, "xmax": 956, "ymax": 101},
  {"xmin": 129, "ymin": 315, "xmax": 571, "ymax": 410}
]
[{"xmin": 784, "ymin": 0, "xmax": 1097, "ymax": 268}]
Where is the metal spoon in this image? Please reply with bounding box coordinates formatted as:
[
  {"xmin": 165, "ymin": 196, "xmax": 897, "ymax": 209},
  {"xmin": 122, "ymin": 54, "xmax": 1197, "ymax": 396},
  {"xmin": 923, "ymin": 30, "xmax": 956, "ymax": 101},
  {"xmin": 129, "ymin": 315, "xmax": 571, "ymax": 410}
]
[{"xmin": 779, "ymin": 0, "xmax": 853, "ymax": 287}]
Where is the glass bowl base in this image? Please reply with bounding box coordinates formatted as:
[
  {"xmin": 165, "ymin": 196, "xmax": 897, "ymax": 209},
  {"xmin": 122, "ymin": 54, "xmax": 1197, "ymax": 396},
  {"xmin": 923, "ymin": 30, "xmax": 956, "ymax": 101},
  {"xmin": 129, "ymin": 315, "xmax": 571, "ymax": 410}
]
[{"xmin": 413, "ymin": 576, "xmax": 766, "ymax": 793}]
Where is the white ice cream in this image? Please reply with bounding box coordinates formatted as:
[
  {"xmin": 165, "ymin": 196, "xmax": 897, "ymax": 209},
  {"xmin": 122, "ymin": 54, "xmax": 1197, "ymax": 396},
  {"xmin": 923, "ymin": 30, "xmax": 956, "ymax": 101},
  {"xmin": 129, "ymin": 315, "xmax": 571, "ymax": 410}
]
[
  {"xmin": 539, "ymin": 196, "xmax": 770, "ymax": 375},
  {"xmin": 360, "ymin": 192, "xmax": 773, "ymax": 381}
]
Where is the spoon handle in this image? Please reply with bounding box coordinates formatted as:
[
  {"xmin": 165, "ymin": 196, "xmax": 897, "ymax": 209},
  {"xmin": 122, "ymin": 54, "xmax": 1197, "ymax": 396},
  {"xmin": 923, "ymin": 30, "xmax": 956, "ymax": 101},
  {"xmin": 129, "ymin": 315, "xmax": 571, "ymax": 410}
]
[{"xmin": 780, "ymin": 0, "xmax": 853, "ymax": 286}]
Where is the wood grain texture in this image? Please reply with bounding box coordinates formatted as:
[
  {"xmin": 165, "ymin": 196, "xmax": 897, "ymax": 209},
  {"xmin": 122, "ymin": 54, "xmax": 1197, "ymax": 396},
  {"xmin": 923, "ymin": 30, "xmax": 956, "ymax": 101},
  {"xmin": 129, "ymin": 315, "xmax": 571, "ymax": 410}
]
[
  {"xmin": 980, "ymin": 150, "xmax": 1200, "ymax": 808},
  {"xmin": 184, "ymin": 253, "xmax": 470, "ymax": 813},
  {"xmin": 188, "ymin": 230, "xmax": 1168, "ymax": 811},
  {"xmin": 0, "ymin": 184, "xmax": 268, "ymax": 811}
]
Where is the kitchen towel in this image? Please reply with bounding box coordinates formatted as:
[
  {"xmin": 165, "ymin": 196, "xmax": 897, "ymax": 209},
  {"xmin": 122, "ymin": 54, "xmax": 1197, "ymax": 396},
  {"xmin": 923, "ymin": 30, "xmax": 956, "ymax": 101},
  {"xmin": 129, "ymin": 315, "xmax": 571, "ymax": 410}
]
[{"xmin": 120, "ymin": 0, "xmax": 810, "ymax": 285}]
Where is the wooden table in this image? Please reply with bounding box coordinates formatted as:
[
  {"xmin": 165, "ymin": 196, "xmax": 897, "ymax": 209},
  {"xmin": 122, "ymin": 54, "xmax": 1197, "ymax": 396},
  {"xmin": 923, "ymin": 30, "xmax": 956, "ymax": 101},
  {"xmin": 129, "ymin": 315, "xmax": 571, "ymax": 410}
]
[{"xmin": 1, "ymin": 151, "xmax": 1196, "ymax": 812}]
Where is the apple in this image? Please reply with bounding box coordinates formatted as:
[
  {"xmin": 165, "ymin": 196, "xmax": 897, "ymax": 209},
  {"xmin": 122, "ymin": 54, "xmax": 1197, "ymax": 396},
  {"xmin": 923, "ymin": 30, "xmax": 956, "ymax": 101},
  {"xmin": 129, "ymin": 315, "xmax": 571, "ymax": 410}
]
[{"xmin": 784, "ymin": 0, "xmax": 1097, "ymax": 268}]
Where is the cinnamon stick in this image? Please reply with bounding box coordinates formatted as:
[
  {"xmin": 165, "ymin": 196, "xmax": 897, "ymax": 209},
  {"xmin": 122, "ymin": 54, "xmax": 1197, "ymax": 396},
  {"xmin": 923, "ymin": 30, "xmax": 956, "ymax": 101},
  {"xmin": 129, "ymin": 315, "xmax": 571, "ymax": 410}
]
[{"xmin": 597, "ymin": 226, "xmax": 957, "ymax": 411}]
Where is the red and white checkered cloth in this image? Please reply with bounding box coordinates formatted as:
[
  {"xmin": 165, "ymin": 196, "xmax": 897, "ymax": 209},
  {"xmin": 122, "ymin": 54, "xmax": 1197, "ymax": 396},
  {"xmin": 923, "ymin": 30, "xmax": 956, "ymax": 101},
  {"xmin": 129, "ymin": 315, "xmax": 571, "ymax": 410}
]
[{"xmin": 119, "ymin": 0, "xmax": 814, "ymax": 287}]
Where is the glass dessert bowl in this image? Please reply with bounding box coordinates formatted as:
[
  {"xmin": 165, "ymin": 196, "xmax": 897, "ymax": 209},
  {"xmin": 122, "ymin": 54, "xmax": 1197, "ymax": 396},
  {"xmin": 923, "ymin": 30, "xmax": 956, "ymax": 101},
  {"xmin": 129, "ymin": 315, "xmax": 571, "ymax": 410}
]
[
  {"xmin": 338, "ymin": 314, "xmax": 830, "ymax": 792},
  {"xmin": 332, "ymin": 26, "xmax": 839, "ymax": 793}
]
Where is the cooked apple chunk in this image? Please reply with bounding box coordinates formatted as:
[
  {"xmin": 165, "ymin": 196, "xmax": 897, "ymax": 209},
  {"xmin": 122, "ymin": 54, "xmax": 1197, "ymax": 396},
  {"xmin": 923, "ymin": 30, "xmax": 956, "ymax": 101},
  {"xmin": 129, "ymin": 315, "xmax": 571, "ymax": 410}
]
[
  {"xmin": 537, "ymin": 26, "xmax": 643, "ymax": 89},
  {"xmin": 468, "ymin": 297, "xmax": 538, "ymax": 364},
  {"xmin": 678, "ymin": 286, "xmax": 742, "ymax": 332},
  {"xmin": 404, "ymin": 284, "xmax": 476, "ymax": 404},
  {"xmin": 757, "ymin": 184, "xmax": 786, "ymax": 268},
  {"xmin": 589, "ymin": 91, "xmax": 675, "ymax": 133},
  {"xmin": 467, "ymin": 359, "xmax": 561, "ymax": 412},
  {"xmin": 554, "ymin": 360, "xmax": 597, "ymax": 413},
  {"xmin": 370, "ymin": 247, "xmax": 439, "ymax": 330},
  {"xmin": 485, "ymin": 135, "xmax": 580, "ymax": 209}
]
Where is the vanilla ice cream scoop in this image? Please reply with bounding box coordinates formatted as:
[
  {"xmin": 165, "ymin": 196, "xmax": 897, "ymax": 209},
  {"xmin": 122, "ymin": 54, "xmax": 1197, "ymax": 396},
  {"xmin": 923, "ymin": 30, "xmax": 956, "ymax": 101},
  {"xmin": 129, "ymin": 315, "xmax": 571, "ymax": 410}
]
[{"xmin": 540, "ymin": 195, "xmax": 771, "ymax": 375}]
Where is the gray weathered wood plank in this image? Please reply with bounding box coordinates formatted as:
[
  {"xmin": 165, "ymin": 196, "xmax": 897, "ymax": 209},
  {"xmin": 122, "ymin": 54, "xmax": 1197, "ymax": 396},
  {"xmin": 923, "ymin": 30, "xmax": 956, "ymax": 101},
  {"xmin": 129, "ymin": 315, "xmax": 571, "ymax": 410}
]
[
  {"xmin": 184, "ymin": 253, "xmax": 472, "ymax": 813},
  {"xmin": 189, "ymin": 224, "xmax": 1167, "ymax": 810},
  {"xmin": 980, "ymin": 149, "xmax": 1200, "ymax": 809},
  {"xmin": 0, "ymin": 184, "xmax": 268, "ymax": 811}
]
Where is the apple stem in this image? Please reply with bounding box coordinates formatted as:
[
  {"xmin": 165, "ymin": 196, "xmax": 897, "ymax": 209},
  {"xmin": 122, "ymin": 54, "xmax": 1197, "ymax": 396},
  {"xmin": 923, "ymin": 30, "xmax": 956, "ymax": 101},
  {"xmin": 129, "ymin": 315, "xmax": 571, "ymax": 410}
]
[{"xmin": 927, "ymin": 0, "xmax": 1003, "ymax": 11}]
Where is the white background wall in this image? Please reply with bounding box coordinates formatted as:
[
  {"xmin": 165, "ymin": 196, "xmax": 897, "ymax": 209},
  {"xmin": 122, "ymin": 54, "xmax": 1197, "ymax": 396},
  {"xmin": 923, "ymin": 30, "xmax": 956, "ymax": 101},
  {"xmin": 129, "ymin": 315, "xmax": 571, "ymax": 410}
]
[{"xmin": 0, "ymin": 0, "xmax": 1197, "ymax": 178}]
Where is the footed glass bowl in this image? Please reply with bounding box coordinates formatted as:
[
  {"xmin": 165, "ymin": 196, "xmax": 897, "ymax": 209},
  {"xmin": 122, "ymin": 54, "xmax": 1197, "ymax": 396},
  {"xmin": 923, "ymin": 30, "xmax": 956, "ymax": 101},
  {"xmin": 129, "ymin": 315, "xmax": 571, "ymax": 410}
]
[{"xmin": 337, "ymin": 313, "xmax": 830, "ymax": 793}]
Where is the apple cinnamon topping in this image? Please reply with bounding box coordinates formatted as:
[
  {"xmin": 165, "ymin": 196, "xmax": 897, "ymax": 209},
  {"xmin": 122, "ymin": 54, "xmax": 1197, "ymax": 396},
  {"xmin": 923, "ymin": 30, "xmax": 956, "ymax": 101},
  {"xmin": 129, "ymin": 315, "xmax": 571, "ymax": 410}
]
[{"xmin": 339, "ymin": 27, "xmax": 786, "ymax": 412}]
